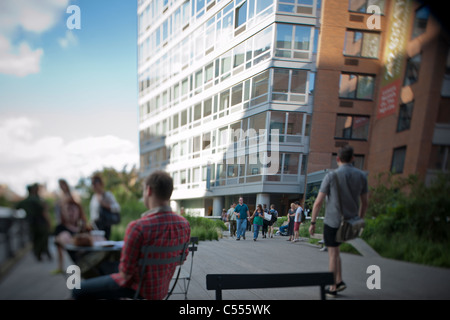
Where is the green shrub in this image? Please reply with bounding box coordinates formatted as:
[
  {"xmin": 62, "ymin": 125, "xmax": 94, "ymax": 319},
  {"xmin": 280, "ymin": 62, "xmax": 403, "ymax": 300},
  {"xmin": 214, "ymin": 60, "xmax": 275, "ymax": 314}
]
[
  {"xmin": 362, "ymin": 172, "xmax": 450, "ymax": 267},
  {"xmin": 184, "ymin": 215, "xmax": 226, "ymax": 241}
]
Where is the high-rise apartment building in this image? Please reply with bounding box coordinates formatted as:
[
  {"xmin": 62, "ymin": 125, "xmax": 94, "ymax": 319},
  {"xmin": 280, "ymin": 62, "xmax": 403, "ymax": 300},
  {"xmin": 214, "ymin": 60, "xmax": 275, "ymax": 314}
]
[
  {"xmin": 137, "ymin": 0, "xmax": 320, "ymax": 215},
  {"xmin": 137, "ymin": 0, "xmax": 450, "ymax": 216}
]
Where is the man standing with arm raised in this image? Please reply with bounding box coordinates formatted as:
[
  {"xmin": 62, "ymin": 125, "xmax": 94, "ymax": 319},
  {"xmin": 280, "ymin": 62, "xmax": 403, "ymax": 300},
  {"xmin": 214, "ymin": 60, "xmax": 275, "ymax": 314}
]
[{"xmin": 309, "ymin": 145, "xmax": 368, "ymax": 298}]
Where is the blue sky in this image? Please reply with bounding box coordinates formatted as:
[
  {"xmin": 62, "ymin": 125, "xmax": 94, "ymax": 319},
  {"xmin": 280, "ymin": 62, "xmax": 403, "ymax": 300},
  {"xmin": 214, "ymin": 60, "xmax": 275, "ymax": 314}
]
[{"xmin": 0, "ymin": 0, "xmax": 140, "ymax": 196}]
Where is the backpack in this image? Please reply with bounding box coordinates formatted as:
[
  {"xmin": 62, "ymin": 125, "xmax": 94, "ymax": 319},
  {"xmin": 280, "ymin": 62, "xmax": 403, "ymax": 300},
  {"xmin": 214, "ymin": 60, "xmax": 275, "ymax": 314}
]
[{"xmin": 270, "ymin": 209, "xmax": 278, "ymax": 223}]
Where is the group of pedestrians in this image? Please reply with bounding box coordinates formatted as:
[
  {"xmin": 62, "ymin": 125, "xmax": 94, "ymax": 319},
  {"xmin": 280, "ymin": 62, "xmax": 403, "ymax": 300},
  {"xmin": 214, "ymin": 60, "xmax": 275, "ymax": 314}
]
[
  {"xmin": 225, "ymin": 198, "xmax": 279, "ymax": 241},
  {"xmin": 15, "ymin": 175, "xmax": 121, "ymax": 275}
]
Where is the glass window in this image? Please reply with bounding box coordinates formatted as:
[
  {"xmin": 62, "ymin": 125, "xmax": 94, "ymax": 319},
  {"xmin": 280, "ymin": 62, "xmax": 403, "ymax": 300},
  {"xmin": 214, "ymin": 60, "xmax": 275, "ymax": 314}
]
[
  {"xmin": 231, "ymin": 83, "xmax": 243, "ymax": 106},
  {"xmin": 180, "ymin": 170, "xmax": 187, "ymax": 184},
  {"xmin": 221, "ymin": 51, "xmax": 232, "ymax": 76},
  {"xmin": 339, "ymin": 73, "xmax": 375, "ymax": 100},
  {"xmin": 356, "ymin": 75, "xmax": 375, "ymax": 99},
  {"xmin": 173, "ymin": 114, "xmax": 179, "ymax": 129},
  {"xmin": 248, "ymin": 112, "xmax": 266, "ymax": 132},
  {"xmin": 218, "ymin": 126, "xmax": 229, "ymax": 145},
  {"xmin": 181, "ymin": 78, "xmax": 189, "ymax": 96},
  {"xmin": 339, "ymin": 74, "xmax": 357, "ymax": 98},
  {"xmin": 270, "ymin": 111, "xmax": 286, "ymax": 138},
  {"xmin": 344, "ymin": 30, "xmax": 380, "ymax": 58},
  {"xmin": 233, "ymin": 42, "xmax": 245, "ymax": 68},
  {"xmin": 397, "ymin": 101, "xmax": 414, "ymax": 132},
  {"xmin": 251, "ymin": 70, "xmax": 270, "ymax": 99},
  {"xmin": 348, "ymin": 0, "xmax": 385, "ymax": 14},
  {"xmin": 204, "ymin": 98, "xmax": 212, "ymax": 116},
  {"xmin": 193, "ymin": 135, "xmax": 201, "ymax": 153},
  {"xmin": 404, "ymin": 54, "xmax": 421, "ymax": 86},
  {"xmin": 193, "ymin": 167, "xmax": 201, "ymax": 182},
  {"xmin": 442, "ymin": 50, "xmax": 450, "ymax": 97},
  {"xmin": 335, "ymin": 115, "xmax": 370, "ymax": 140},
  {"xmin": 256, "ymin": 0, "xmax": 272, "ymax": 14},
  {"xmin": 273, "ymin": 69, "xmax": 290, "ymax": 93},
  {"xmin": 202, "ymin": 132, "xmax": 211, "ymax": 150},
  {"xmin": 276, "ymin": 24, "xmax": 292, "ymax": 50},
  {"xmin": 283, "ymin": 153, "xmax": 299, "ymax": 175},
  {"xmin": 287, "ymin": 112, "xmax": 303, "ymax": 135},
  {"xmin": 253, "ymin": 26, "xmax": 272, "ymax": 58},
  {"xmin": 205, "ymin": 62, "xmax": 214, "ymax": 83},
  {"xmin": 195, "ymin": 69, "xmax": 202, "ymax": 89},
  {"xmin": 220, "ymin": 89, "xmax": 230, "ymax": 111},
  {"xmin": 391, "ymin": 146, "xmax": 407, "ymax": 174},
  {"xmin": 291, "ymin": 70, "xmax": 307, "ymax": 94},
  {"xmin": 352, "ymin": 116, "xmax": 370, "ymax": 139},
  {"xmin": 236, "ymin": 1, "xmax": 248, "ymax": 28},
  {"xmin": 194, "ymin": 103, "xmax": 202, "ymax": 121},
  {"xmin": 294, "ymin": 25, "xmax": 310, "ymax": 50},
  {"xmin": 428, "ymin": 145, "xmax": 450, "ymax": 171},
  {"xmin": 181, "ymin": 109, "xmax": 188, "ymax": 126},
  {"xmin": 412, "ymin": 6, "xmax": 430, "ymax": 39}
]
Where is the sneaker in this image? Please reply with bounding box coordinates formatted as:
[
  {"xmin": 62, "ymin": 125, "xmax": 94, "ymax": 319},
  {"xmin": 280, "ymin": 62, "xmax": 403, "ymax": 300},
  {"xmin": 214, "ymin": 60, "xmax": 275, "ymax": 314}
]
[
  {"xmin": 236, "ymin": 238, "xmax": 240, "ymax": 241},
  {"xmin": 325, "ymin": 288, "xmax": 337, "ymax": 298},
  {"xmin": 336, "ymin": 281, "xmax": 347, "ymax": 292},
  {"xmin": 253, "ymin": 238, "xmax": 256, "ymax": 241}
]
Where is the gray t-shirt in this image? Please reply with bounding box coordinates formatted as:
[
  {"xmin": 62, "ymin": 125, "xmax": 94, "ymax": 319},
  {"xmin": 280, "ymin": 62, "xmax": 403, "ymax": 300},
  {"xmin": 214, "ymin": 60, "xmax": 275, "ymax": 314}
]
[{"xmin": 319, "ymin": 164, "xmax": 368, "ymax": 228}]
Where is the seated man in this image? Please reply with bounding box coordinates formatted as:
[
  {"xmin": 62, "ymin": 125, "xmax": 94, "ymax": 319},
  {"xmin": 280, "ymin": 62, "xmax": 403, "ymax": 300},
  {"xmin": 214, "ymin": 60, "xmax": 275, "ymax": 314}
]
[{"xmin": 72, "ymin": 170, "xmax": 191, "ymax": 300}]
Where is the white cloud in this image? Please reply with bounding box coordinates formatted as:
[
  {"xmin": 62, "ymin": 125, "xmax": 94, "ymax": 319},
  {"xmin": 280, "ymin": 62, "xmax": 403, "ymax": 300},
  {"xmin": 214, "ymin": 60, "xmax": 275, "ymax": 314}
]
[
  {"xmin": 0, "ymin": 0, "xmax": 70, "ymax": 76},
  {"xmin": 0, "ymin": 35, "xmax": 44, "ymax": 77},
  {"xmin": 0, "ymin": 117, "xmax": 139, "ymax": 197},
  {"xmin": 0, "ymin": 0, "xmax": 70, "ymax": 33}
]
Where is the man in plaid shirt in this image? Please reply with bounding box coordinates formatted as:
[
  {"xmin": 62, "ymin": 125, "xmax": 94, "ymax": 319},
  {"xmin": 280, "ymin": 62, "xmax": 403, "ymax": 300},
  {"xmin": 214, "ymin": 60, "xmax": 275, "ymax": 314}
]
[{"xmin": 72, "ymin": 170, "xmax": 191, "ymax": 300}]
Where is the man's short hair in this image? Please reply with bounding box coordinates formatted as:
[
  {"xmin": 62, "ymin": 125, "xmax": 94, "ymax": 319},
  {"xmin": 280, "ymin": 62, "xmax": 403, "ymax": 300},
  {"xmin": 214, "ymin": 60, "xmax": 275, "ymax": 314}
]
[
  {"xmin": 145, "ymin": 170, "xmax": 173, "ymax": 201},
  {"xmin": 338, "ymin": 145, "xmax": 354, "ymax": 163},
  {"xmin": 294, "ymin": 201, "xmax": 300, "ymax": 205}
]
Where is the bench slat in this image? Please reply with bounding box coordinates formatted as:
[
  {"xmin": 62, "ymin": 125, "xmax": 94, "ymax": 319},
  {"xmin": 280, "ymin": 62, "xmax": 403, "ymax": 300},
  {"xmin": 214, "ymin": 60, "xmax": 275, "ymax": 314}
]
[{"xmin": 206, "ymin": 272, "xmax": 334, "ymax": 300}]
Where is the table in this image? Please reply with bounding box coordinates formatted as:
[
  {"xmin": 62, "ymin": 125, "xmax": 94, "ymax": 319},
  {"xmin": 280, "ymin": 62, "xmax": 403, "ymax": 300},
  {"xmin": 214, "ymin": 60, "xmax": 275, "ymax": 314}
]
[{"xmin": 65, "ymin": 241, "xmax": 123, "ymax": 279}]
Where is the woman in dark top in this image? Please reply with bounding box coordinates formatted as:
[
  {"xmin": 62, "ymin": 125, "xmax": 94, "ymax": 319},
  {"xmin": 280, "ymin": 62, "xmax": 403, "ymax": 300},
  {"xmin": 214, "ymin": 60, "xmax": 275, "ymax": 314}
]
[{"xmin": 287, "ymin": 203, "xmax": 296, "ymax": 241}]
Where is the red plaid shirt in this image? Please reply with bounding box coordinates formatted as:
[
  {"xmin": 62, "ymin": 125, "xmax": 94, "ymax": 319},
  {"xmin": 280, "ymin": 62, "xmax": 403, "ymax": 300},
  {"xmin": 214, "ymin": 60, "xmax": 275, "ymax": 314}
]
[{"xmin": 111, "ymin": 208, "xmax": 190, "ymax": 300}]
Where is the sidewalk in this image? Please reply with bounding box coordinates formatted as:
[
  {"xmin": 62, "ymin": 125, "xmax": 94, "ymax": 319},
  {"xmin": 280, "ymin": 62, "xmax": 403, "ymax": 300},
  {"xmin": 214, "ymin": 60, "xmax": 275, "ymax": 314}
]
[{"xmin": 1, "ymin": 232, "xmax": 450, "ymax": 300}]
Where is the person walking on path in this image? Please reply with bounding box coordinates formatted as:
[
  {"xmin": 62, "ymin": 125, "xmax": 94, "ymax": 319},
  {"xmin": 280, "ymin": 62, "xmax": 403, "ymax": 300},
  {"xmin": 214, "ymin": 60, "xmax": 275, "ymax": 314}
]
[
  {"xmin": 234, "ymin": 197, "xmax": 249, "ymax": 240},
  {"xmin": 227, "ymin": 202, "xmax": 237, "ymax": 237},
  {"xmin": 249, "ymin": 204, "xmax": 264, "ymax": 241},
  {"xmin": 267, "ymin": 204, "xmax": 278, "ymax": 238},
  {"xmin": 309, "ymin": 145, "xmax": 368, "ymax": 298},
  {"xmin": 262, "ymin": 204, "xmax": 269, "ymax": 238},
  {"xmin": 72, "ymin": 170, "xmax": 191, "ymax": 300}
]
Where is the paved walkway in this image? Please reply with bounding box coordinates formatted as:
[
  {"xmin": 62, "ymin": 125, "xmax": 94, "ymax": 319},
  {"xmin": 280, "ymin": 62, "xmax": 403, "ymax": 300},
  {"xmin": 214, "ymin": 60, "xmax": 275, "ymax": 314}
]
[{"xmin": 1, "ymin": 232, "xmax": 450, "ymax": 300}]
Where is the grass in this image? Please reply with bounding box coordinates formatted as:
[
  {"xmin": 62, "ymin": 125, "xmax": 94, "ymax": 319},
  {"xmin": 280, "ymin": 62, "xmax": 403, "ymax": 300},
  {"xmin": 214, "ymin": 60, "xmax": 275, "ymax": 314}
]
[{"xmin": 184, "ymin": 215, "xmax": 227, "ymax": 241}]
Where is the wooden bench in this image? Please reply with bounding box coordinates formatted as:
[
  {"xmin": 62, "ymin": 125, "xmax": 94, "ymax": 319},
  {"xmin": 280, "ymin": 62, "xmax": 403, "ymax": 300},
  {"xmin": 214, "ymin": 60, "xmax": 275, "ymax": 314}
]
[{"xmin": 206, "ymin": 272, "xmax": 334, "ymax": 300}]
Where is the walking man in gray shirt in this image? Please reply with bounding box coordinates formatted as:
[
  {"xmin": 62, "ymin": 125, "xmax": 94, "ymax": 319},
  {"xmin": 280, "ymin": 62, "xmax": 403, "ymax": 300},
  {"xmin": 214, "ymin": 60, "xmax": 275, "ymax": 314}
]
[{"xmin": 309, "ymin": 145, "xmax": 368, "ymax": 298}]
